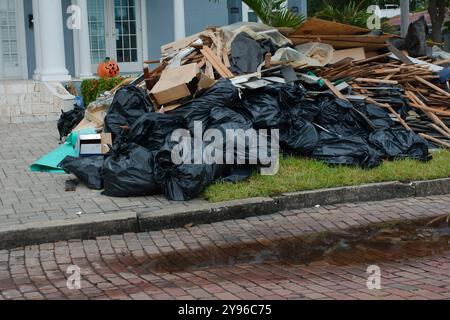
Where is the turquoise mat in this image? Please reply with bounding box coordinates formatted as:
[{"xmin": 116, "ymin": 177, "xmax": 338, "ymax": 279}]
[{"xmin": 30, "ymin": 129, "xmax": 96, "ymax": 173}]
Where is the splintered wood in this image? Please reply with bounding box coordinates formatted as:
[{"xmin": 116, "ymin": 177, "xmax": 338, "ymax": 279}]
[{"xmin": 315, "ymin": 54, "xmax": 450, "ymax": 149}]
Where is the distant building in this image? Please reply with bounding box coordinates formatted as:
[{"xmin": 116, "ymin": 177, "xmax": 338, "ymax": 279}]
[{"xmin": 0, "ymin": 0, "xmax": 308, "ymax": 81}]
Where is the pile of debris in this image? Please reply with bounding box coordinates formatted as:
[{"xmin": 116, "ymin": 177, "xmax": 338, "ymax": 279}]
[{"xmin": 36, "ymin": 18, "xmax": 450, "ymax": 201}]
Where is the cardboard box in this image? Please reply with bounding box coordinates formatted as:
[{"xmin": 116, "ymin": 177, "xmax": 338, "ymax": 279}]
[
  {"xmin": 76, "ymin": 133, "xmax": 112, "ymax": 156},
  {"xmin": 150, "ymin": 63, "xmax": 199, "ymax": 105}
]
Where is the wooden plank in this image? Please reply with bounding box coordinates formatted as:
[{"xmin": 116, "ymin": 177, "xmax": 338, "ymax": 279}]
[
  {"xmin": 366, "ymin": 97, "xmax": 411, "ymax": 130},
  {"xmin": 415, "ymin": 76, "xmax": 450, "ymax": 99},
  {"xmin": 419, "ymin": 133, "xmax": 450, "ymax": 149},
  {"xmin": 291, "ymin": 18, "xmax": 370, "ymax": 36},
  {"xmin": 200, "ymin": 46, "xmax": 234, "ymax": 78},
  {"xmin": 290, "ymin": 38, "xmax": 388, "ymax": 50},
  {"xmin": 387, "ymin": 44, "xmax": 413, "ymax": 65},
  {"xmin": 406, "ymin": 91, "xmax": 450, "ymax": 134},
  {"xmin": 323, "ymin": 79, "xmax": 348, "ymax": 100},
  {"xmin": 354, "ymin": 78, "xmax": 399, "ymax": 85}
]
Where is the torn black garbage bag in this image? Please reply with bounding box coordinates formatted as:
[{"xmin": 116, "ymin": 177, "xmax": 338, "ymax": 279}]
[
  {"xmin": 127, "ymin": 113, "xmax": 185, "ymax": 151},
  {"xmin": 368, "ymin": 128, "xmax": 431, "ymax": 161},
  {"xmin": 312, "ymin": 133, "xmax": 382, "ymax": 169},
  {"xmin": 57, "ymin": 105, "xmax": 85, "ymax": 140},
  {"xmin": 59, "ymin": 156, "xmax": 104, "ymax": 190},
  {"xmin": 102, "ymin": 143, "xmax": 160, "ymax": 197},
  {"xmin": 104, "ymin": 85, "xmax": 153, "ymax": 139}
]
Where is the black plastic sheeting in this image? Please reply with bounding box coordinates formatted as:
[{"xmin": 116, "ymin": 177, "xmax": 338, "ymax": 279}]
[
  {"xmin": 57, "ymin": 105, "xmax": 85, "ymax": 140},
  {"xmin": 104, "ymin": 85, "xmax": 153, "ymax": 139},
  {"xmin": 102, "ymin": 143, "xmax": 160, "ymax": 197},
  {"xmin": 230, "ymin": 32, "xmax": 278, "ymax": 75},
  {"xmin": 64, "ymin": 79, "xmax": 431, "ymax": 201},
  {"xmin": 369, "ymin": 128, "xmax": 430, "ymax": 161},
  {"xmin": 59, "ymin": 156, "xmax": 104, "ymax": 190},
  {"xmin": 402, "ymin": 16, "xmax": 429, "ymax": 58},
  {"xmin": 312, "ymin": 133, "xmax": 382, "ymax": 169}
]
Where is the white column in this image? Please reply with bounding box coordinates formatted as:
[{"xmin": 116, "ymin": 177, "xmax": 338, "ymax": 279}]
[
  {"xmin": 400, "ymin": 0, "xmax": 410, "ymax": 38},
  {"xmin": 173, "ymin": 0, "xmax": 186, "ymax": 40},
  {"xmin": 32, "ymin": 0, "xmax": 42, "ymax": 80},
  {"xmin": 34, "ymin": 0, "xmax": 71, "ymax": 81},
  {"xmin": 73, "ymin": 0, "xmax": 93, "ymax": 79}
]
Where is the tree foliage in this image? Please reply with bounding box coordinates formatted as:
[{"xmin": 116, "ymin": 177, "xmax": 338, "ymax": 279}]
[{"xmin": 210, "ymin": 0, "xmax": 305, "ymax": 27}]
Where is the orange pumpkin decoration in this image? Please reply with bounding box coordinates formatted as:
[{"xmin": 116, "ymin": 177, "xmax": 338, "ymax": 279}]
[{"xmin": 97, "ymin": 57, "xmax": 120, "ymax": 79}]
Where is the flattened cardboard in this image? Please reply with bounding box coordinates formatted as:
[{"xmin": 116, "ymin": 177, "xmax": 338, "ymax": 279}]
[{"xmin": 150, "ymin": 63, "xmax": 199, "ymax": 105}]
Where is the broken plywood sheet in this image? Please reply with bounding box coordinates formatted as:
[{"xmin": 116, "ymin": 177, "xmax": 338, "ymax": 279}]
[{"xmin": 330, "ymin": 47, "xmax": 366, "ymax": 64}]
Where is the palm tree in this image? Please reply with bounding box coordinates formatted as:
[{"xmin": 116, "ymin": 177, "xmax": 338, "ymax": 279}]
[{"xmin": 210, "ymin": 0, "xmax": 305, "ymax": 28}]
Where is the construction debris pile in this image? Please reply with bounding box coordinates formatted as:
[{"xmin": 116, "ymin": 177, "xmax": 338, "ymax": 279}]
[{"xmin": 35, "ymin": 18, "xmax": 450, "ymax": 201}]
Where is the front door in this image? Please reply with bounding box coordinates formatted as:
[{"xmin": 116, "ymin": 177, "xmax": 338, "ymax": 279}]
[
  {"xmin": 0, "ymin": 0, "xmax": 27, "ymax": 79},
  {"xmin": 87, "ymin": 0, "xmax": 143, "ymax": 74}
]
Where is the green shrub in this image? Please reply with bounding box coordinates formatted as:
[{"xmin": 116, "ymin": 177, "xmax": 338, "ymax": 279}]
[{"xmin": 80, "ymin": 77, "xmax": 123, "ymax": 107}]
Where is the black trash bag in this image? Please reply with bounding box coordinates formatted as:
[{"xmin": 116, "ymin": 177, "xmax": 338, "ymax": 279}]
[
  {"xmin": 57, "ymin": 105, "xmax": 85, "ymax": 140},
  {"xmin": 230, "ymin": 32, "xmax": 278, "ymax": 75},
  {"xmin": 234, "ymin": 85, "xmax": 285, "ymax": 129},
  {"xmin": 315, "ymin": 94, "xmax": 376, "ymax": 137},
  {"xmin": 126, "ymin": 112, "xmax": 185, "ymax": 151},
  {"xmin": 59, "ymin": 156, "xmax": 104, "ymax": 190},
  {"xmin": 169, "ymin": 79, "xmax": 239, "ymax": 135},
  {"xmin": 102, "ymin": 143, "xmax": 160, "ymax": 197},
  {"xmin": 355, "ymin": 103, "xmax": 394, "ymax": 130},
  {"xmin": 312, "ymin": 132, "xmax": 382, "ymax": 169},
  {"xmin": 369, "ymin": 128, "xmax": 431, "ymax": 161},
  {"xmin": 281, "ymin": 117, "xmax": 320, "ymax": 155},
  {"xmin": 402, "ymin": 16, "xmax": 429, "ymax": 57},
  {"xmin": 288, "ymin": 99, "xmax": 321, "ymax": 122},
  {"xmin": 277, "ymin": 84, "xmax": 307, "ymax": 108},
  {"xmin": 104, "ymin": 85, "xmax": 153, "ymax": 139},
  {"xmin": 154, "ymin": 137, "xmax": 220, "ymax": 201},
  {"xmin": 315, "ymin": 94, "xmax": 354, "ymax": 125}
]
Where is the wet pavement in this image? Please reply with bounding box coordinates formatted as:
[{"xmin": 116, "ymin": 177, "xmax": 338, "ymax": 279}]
[{"xmin": 0, "ymin": 197, "xmax": 449, "ymax": 300}]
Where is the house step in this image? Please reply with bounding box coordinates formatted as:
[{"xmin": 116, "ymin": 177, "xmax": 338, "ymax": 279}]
[{"xmin": 0, "ymin": 80, "xmax": 75, "ymax": 124}]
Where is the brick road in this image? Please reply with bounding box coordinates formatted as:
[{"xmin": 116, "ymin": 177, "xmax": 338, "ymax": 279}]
[
  {"xmin": 0, "ymin": 122, "xmax": 206, "ymax": 228},
  {"xmin": 0, "ymin": 195, "xmax": 449, "ymax": 300}
]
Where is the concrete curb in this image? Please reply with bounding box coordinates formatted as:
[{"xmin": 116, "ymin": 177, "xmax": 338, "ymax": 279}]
[
  {"xmin": 138, "ymin": 179, "xmax": 450, "ymax": 232},
  {"xmin": 0, "ymin": 211, "xmax": 138, "ymax": 250},
  {"xmin": 1, "ymin": 178, "xmax": 449, "ymax": 249}
]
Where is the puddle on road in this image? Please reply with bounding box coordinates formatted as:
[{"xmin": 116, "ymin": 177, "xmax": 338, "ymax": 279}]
[{"xmin": 135, "ymin": 216, "xmax": 450, "ymax": 274}]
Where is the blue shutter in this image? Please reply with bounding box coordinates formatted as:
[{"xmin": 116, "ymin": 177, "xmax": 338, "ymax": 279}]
[{"xmin": 227, "ymin": 0, "xmax": 242, "ymax": 24}]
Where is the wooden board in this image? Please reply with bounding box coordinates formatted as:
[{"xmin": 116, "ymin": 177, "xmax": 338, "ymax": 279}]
[
  {"xmin": 291, "ymin": 18, "xmax": 370, "ymax": 36},
  {"xmin": 200, "ymin": 46, "xmax": 234, "ymax": 78},
  {"xmin": 290, "ymin": 38, "xmax": 388, "ymax": 50}
]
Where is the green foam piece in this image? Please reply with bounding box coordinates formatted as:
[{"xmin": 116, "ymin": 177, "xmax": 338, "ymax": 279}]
[{"xmin": 30, "ymin": 129, "xmax": 96, "ymax": 173}]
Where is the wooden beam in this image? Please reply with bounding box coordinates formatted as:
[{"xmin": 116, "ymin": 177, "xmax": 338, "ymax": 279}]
[{"xmin": 415, "ymin": 76, "xmax": 450, "ymax": 99}]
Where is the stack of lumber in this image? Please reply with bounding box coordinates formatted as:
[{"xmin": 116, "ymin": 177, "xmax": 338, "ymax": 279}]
[
  {"xmin": 161, "ymin": 27, "xmax": 233, "ymax": 80},
  {"xmin": 314, "ymin": 53, "xmax": 450, "ymax": 149}
]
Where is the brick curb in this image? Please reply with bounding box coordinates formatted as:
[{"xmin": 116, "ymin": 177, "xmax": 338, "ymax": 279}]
[{"xmin": 1, "ymin": 178, "xmax": 449, "ymax": 249}]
